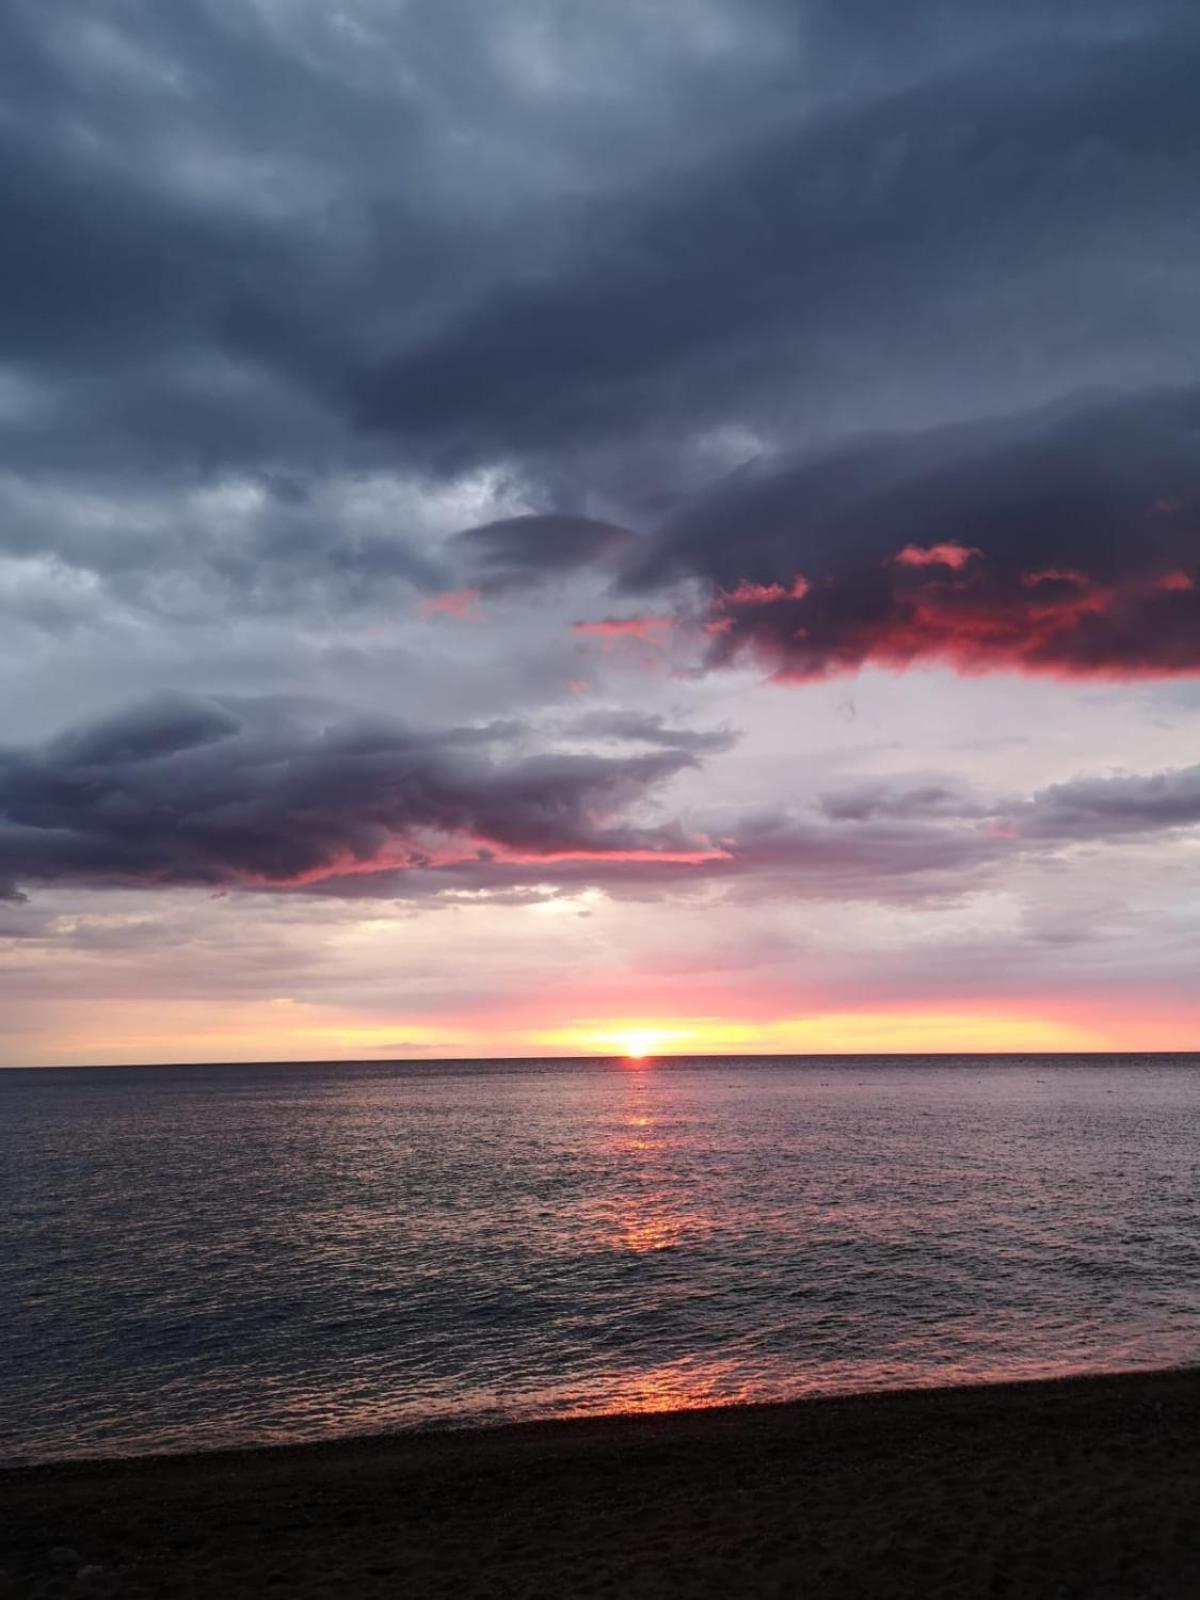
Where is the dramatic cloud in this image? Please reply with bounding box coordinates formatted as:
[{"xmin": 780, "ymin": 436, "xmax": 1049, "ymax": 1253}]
[
  {"xmin": 0, "ymin": 695, "xmax": 721, "ymax": 900},
  {"xmin": 629, "ymin": 388, "xmax": 1200, "ymax": 682},
  {"xmin": 0, "ymin": 0, "xmax": 809, "ymax": 483},
  {"xmin": 2, "ymin": 695, "xmax": 1011, "ymax": 908},
  {"xmin": 7, "ymin": 696, "xmax": 1199, "ymax": 916},
  {"xmin": 362, "ymin": 21, "xmax": 1200, "ymax": 474},
  {"xmin": 4, "ymin": 3, "xmax": 1199, "ymax": 639}
]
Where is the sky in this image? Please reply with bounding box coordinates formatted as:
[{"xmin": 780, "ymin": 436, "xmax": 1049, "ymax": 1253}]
[{"xmin": 3, "ymin": 0, "xmax": 1200, "ymax": 1065}]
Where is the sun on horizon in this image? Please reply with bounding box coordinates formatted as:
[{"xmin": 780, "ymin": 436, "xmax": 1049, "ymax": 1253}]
[{"xmin": 621, "ymin": 1032, "xmax": 657, "ymax": 1062}]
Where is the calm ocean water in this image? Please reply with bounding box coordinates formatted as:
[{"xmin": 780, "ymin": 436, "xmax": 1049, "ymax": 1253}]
[{"xmin": 3, "ymin": 1055, "xmax": 1199, "ymax": 1465}]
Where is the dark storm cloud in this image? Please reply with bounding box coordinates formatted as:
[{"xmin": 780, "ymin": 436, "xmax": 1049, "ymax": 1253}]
[
  {"xmin": 2, "ymin": 0, "xmax": 1199, "ymax": 647},
  {"xmin": 0, "ymin": 32, "xmax": 361, "ymax": 483},
  {"xmin": 0, "ymin": 695, "xmax": 713, "ymax": 899},
  {"xmin": 363, "ymin": 23, "xmax": 1200, "ymax": 468},
  {"xmin": 0, "ymin": 0, "xmax": 804, "ymax": 481},
  {"xmin": 46, "ymin": 695, "xmax": 241, "ymax": 767},
  {"xmin": 0, "ymin": 3, "xmax": 440, "ymax": 361},
  {"xmin": 626, "ymin": 387, "xmax": 1200, "ymax": 681},
  {"xmin": 2, "ymin": 4, "xmax": 1195, "ymax": 483}
]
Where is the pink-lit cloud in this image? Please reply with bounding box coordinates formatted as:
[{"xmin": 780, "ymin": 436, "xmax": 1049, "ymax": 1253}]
[
  {"xmin": 719, "ymin": 577, "xmax": 810, "ymax": 605},
  {"xmin": 893, "ymin": 542, "xmax": 980, "ymax": 570},
  {"xmin": 573, "ymin": 615, "xmax": 672, "ymax": 640},
  {"xmin": 625, "ymin": 390, "xmax": 1200, "ymax": 684},
  {"xmin": 711, "ymin": 566, "xmax": 1200, "ymax": 684},
  {"xmin": 419, "ymin": 587, "xmax": 483, "ymax": 621}
]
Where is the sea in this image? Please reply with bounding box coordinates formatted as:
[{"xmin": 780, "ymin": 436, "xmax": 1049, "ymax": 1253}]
[{"xmin": 3, "ymin": 1055, "xmax": 1199, "ymax": 1466}]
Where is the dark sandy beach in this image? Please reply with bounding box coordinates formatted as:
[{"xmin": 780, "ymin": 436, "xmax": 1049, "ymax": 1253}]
[{"xmin": 3, "ymin": 1368, "xmax": 1198, "ymax": 1599}]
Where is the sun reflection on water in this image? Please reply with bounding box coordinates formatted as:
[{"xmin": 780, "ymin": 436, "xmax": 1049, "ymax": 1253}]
[
  {"xmin": 11, "ymin": 1058, "xmax": 1200, "ymax": 1464},
  {"xmin": 597, "ymin": 1077, "xmax": 708, "ymax": 1254}
]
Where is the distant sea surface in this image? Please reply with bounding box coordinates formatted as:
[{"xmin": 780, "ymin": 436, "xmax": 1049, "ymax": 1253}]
[{"xmin": 3, "ymin": 1056, "xmax": 1199, "ymax": 1465}]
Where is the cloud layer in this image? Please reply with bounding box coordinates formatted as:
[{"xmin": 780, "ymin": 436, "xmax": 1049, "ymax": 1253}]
[{"xmin": 5, "ymin": 695, "xmax": 1200, "ymax": 913}]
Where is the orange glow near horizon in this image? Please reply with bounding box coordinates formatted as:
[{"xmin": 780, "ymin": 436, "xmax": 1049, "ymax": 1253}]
[
  {"xmin": 534, "ymin": 1008, "xmax": 1114, "ymax": 1060},
  {"xmin": 560, "ymin": 1023, "xmax": 701, "ymax": 1061},
  {"xmin": 4, "ymin": 994, "xmax": 1198, "ymax": 1068}
]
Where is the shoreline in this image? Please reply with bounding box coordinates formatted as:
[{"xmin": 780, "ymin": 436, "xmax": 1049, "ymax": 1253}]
[
  {"xmin": 5, "ymin": 1363, "xmax": 1199, "ymax": 1477},
  {"xmin": 4, "ymin": 1366, "xmax": 1200, "ymax": 1595}
]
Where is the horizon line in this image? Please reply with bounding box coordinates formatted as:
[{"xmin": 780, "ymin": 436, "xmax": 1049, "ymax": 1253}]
[{"xmin": 4, "ymin": 1047, "xmax": 1200, "ymax": 1072}]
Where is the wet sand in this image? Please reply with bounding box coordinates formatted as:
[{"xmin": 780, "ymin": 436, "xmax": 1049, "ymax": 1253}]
[{"xmin": 3, "ymin": 1368, "xmax": 1199, "ymax": 1598}]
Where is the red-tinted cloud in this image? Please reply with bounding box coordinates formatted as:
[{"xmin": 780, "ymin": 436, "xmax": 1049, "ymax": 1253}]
[
  {"xmin": 573, "ymin": 614, "xmax": 672, "ymax": 640},
  {"xmin": 9, "ymin": 694, "xmax": 1200, "ymax": 911},
  {"xmin": 419, "ymin": 587, "xmax": 483, "ymax": 621},
  {"xmin": 893, "ymin": 542, "xmax": 979, "ymax": 570},
  {"xmin": 709, "ymin": 562, "xmax": 1200, "ymax": 682},
  {"xmin": 627, "ymin": 389, "xmax": 1200, "ymax": 682},
  {"xmin": 718, "ymin": 577, "xmax": 810, "ymax": 604},
  {"xmin": 1155, "ymin": 569, "xmax": 1195, "ymax": 592},
  {"xmin": 0, "ymin": 695, "xmax": 709, "ymax": 900}
]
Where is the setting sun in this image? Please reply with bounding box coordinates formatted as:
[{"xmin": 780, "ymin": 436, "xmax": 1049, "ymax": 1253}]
[{"xmin": 622, "ymin": 1033, "xmax": 656, "ymax": 1061}]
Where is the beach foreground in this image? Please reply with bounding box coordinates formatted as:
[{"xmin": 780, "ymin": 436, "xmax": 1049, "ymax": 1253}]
[{"xmin": 3, "ymin": 1370, "xmax": 1199, "ymax": 1599}]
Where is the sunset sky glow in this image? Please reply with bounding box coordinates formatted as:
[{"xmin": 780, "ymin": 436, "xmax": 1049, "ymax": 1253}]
[{"xmin": 2, "ymin": 1, "xmax": 1200, "ymax": 1064}]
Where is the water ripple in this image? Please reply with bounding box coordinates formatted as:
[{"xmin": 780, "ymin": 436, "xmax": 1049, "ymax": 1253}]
[{"xmin": 2, "ymin": 1055, "xmax": 1199, "ymax": 1464}]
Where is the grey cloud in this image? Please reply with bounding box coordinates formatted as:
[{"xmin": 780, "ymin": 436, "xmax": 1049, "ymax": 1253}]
[
  {"xmin": 819, "ymin": 778, "xmax": 983, "ymax": 823},
  {"xmin": 2, "ymin": 0, "xmax": 1198, "ymax": 647},
  {"xmin": 453, "ymin": 515, "xmax": 636, "ymax": 594},
  {"xmin": 0, "ymin": 471, "xmax": 447, "ymax": 630},
  {"xmin": 333, "ymin": 782, "xmax": 1008, "ymax": 907},
  {"xmin": 0, "ymin": 0, "xmax": 805, "ymax": 480},
  {"xmin": 710, "ymin": 756, "xmax": 1200, "ymax": 906},
  {"xmin": 563, "ymin": 709, "xmax": 738, "ymax": 755},
  {"xmin": 712, "ymin": 807, "xmax": 1007, "ymax": 900},
  {"xmin": 636, "ymin": 387, "xmax": 1200, "ymax": 590},
  {"xmin": 0, "ymin": 691, "xmax": 1010, "ymax": 909},
  {"xmin": 5, "ymin": 694, "xmax": 1200, "ymax": 914},
  {"xmin": 0, "ymin": 694, "xmax": 706, "ymax": 899},
  {"xmin": 4, "ymin": 4, "xmax": 1194, "ymax": 490},
  {"xmin": 47, "ymin": 694, "xmax": 241, "ymax": 767},
  {"xmin": 1020, "ymin": 763, "xmax": 1200, "ymax": 841},
  {"xmin": 363, "ymin": 24, "xmax": 1200, "ymax": 472}
]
